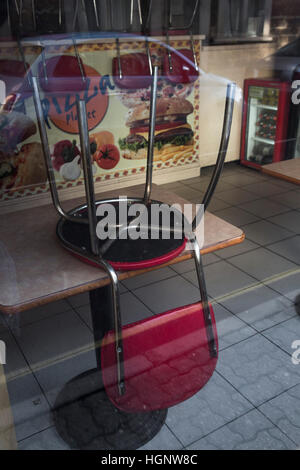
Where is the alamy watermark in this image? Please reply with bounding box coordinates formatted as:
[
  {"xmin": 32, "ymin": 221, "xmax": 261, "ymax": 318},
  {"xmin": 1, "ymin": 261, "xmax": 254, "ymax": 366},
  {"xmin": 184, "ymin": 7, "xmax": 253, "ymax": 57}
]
[
  {"xmin": 291, "ymin": 340, "xmax": 300, "ymax": 365},
  {"xmin": 0, "ymin": 340, "xmax": 6, "ymax": 365},
  {"xmin": 95, "ymin": 198, "xmax": 204, "ymax": 250},
  {"xmin": 291, "ymin": 81, "xmax": 300, "ymax": 105}
]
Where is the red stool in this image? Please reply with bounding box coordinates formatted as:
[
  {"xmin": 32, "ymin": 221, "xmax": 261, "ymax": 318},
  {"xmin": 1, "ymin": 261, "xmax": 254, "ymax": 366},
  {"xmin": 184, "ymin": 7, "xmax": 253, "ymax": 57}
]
[{"xmin": 32, "ymin": 62, "xmax": 235, "ymax": 412}]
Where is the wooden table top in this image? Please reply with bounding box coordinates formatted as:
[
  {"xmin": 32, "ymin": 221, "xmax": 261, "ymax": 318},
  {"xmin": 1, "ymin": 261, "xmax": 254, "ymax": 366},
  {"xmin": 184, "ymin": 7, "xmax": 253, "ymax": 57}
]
[
  {"xmin": 262, "ymin": 159, "xmax": 300, "ymax": 186},
  {"xmin": 0, "ymin": 184, "xmax": 244, "ymax": 315}
]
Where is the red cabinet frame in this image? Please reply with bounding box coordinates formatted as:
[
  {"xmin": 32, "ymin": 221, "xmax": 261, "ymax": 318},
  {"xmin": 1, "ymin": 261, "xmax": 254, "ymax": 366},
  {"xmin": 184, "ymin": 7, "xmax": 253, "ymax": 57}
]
[{"xmin": 240, "ymin": 78, "xmax": 291, "ymax": 169}]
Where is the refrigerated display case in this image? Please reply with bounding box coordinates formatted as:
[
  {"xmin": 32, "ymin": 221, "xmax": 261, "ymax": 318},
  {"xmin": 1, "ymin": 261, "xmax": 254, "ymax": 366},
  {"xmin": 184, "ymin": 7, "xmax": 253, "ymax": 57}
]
[{"xmin": 240, "ymin": 78, "xmax": 291, "ymax": 169}]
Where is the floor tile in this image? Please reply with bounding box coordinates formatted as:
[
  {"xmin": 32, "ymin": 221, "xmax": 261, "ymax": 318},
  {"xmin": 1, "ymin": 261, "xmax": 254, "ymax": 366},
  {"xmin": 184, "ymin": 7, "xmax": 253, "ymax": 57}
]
[
  {"xmin": 240, "ymin": 198, "xmax": 290, "ymax": 218},
  {"xmin": 242, "ymin": 220, "xmax": 293, "ymax": 246},
  {"xmin": 187, "ymin": 181, "xmax": 208, "ymax": 194},
  {"xmin": 267, "ymin": 236, "xmax": 300, "ymax": 265},
  {"xmin": 7, "ymin": 372, "xmax": 51, "ymax": 442},
  {"xmin": 170, "ymin": 259, "xmax": 196, "ymax": 274},
  {"xmin": 265, "ymin": 269, "xmax": 300, "ymax": 304},
  {"xmin": 271, "ymin": 191, "xmax": 300, "ymax": 210},
  {"xmin": 184, "ymin": 194, "xmax": 206, "ymax": 205},
  {"xmin": 203, "ymin": 252, "xmax": 222, "ymax": 266},
  {"xmin": 67, "ymin": 288, "xmax": 133, "ymax": 311},
  {"xmin": 183, "ymin": 260, "xmax": 257, "ymax": 300},
  {"xmin": 206, "ymin": 197, "xmax": 231, "ymax": 213},
  {"xmin": 245, "ymin": 173, "xmax": 271, "ymax": 183},
  {"xmin": 212, "ymin": 302, "xmax": 256, "ymax": 350},
  {"xmin": 14, "ymin": 310, "xmax": 94, "ymax": 370},
  {"xmin": 187, "ymin": 409, "xmax": 295, "ymax": 450},
  {"xmin": 67, "ymin": 287, "xmax": 131, "ymax": 312},
  {"xmin": 220, "ymin": 163, "xmax": 245, "ymax": 175},
  {"xmin": 73, "ymin": 304, "xmax": 94, "ymax": 330},
  {"xmin": 18, "ymin": 426, "xmax": 69, "ymax": 450},
  {"xmin": 0, "ymin": 329, "xmax": 30, "ymax": 380},
  {"xmin": 76, "ymin": 291, "xmax": 153, "ymax": 329},
  {"xmin": 122, "ymin": 266, "xmax": 176, "ymax": 291},
  {"xmin": 214, "ymin": 181, "xmax": 239, "ymax": 194},
  {"xmin": 67, "ymin": 292, "xmax": 90, "ymax": 309},
  {"xmin": 228, "ymin": 247, "xmax": 297, "ymax": 283},
  {"xmin": 170, "ymin": 253, "xmax": 220, "ymax": 275},
  {"xmin": 219, "ymin": 284, "xmax": 294, "ymax": 332},
  {"xmin": 166, "ymin": 372, "xmax": 253, "ymax": 446},
  {"xmin": 217, "ymin": 188, "xmax": 258, "ymax": 205},
  {"xmin": 222, "ymin": 173, "xmax": 259, "ymax": 187},
  {"xmin": 134, "ymin": 275, "xmax": 201, "ymax": 314},
  {"xmin": 267, "ymin": 178, "xmax": 300, "ymax": 191},
  {"xmin": 213, "ymin": 206, "xmax": 260, "ymax": 227},
  {"xmin": 244, "ymin": 181, "xmax": 289, "ymax": 197},
  {"xmin": 34, "ymin": 349, "xmax": 97, "ymax": 407},
  {"xmin": 259, "ymin": 384, "xmax": 300, "ymax": 446},
  {"xmin": 267, "ymin": 211, "xmax": 300, "ymax": 234},
  {"xmin": 183, "ymin": 176, "xmax": 202, "ymax": 190},
  {"xmin": 172, "ymin": 186, "xmax": 204, "ymax": 202},
  {"xmin": 139, "ymin": 425, "xmax": 183, "ymax": 450},
  {"xmin": 179, "ymin": 176, "xmax": 202, "ymax": 186},
  {"xmin": 216, "ymin": 239, "xmax": 259, "ymax": 259},
  {"xmin": 181, "ymin": 176, "xmax": 207, "ymax": 188},
  {"xmin": 14, "ymin": 300, "xmax": 72, "ymax": 328},
  {"xmin": 263, "ymin": 316, "xmax": 300, "ymax": 355},
  {"xmin": 217, "ymin": 334, "xmax": 300, "ymax": 406},
  {"xmin": 161, "ymin": 181, "xmax": 186, "ymax": 191},
  {"xmin": 119, "ymin": 282, "xmax": 129, "ymax": 294}
]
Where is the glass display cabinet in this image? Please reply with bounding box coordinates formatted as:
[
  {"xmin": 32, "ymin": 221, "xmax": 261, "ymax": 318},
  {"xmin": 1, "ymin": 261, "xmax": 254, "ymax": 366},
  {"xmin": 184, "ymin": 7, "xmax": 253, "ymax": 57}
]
[{"xmin": 240, "ymin": 78, "xmax": 290, "ymax": 168}]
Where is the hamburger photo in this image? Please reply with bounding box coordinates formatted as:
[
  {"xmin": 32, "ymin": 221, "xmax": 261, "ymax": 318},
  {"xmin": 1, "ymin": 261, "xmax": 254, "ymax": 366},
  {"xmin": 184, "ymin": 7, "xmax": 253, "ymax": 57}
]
[
  {"xmin": 119, "ymin": 98, "xmax": 194, "ymax": 162},
  {"xmin": 0, "ymin": 111, "xmax": 46, "ymax": 191}
]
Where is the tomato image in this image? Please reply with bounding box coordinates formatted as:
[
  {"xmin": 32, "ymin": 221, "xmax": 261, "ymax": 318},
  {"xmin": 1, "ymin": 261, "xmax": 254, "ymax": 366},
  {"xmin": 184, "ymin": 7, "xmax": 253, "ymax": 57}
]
[
  {"xmin": 89, "ymin": 130, "xmax": 115, "ymax": 158},
  {"xmin": 95, "ymin": 144, "xmax": 120, "ymax": 170}
]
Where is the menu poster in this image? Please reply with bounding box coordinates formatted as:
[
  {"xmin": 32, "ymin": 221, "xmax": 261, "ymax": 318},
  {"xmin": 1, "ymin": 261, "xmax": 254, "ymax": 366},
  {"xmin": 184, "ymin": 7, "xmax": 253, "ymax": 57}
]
[{"xmin": 0, "ymin": 38, "xmax": 200, "ymax": 203}]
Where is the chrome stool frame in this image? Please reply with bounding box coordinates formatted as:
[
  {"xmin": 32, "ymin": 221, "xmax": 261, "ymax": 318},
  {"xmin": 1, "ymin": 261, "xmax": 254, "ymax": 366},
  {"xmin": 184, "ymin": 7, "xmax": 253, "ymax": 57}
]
[
  {"xmin": 33, "ymin": 65, "xmax": 235, "ymax": 396},
  {"xmin": 30, "ymin": 26, "xmax": 235, "ymax": 445}
]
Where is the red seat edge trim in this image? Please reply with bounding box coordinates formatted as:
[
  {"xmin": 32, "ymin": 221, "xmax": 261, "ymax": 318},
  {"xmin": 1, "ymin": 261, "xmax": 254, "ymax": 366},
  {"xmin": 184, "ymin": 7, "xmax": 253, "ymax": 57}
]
[{"xmin": 64, "ymin": 238, "xmax": 187, "ymax": 271}]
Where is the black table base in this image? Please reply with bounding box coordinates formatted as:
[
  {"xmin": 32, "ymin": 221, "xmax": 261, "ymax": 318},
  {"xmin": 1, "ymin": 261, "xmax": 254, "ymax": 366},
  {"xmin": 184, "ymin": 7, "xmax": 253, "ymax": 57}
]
[
  {"xmin": 53, "ymin": 285, "xmax": 168, "ymax": 450},
  {"xmin": 53, "ymin": 368, "xmax": 167, "ymax": 450}
]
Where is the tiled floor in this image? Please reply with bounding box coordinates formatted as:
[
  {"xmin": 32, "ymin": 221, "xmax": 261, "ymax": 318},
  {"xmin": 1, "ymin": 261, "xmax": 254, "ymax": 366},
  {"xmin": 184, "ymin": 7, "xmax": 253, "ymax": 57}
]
[{"xmin": 1, "ymin": 162, "xmax": 300, "ymax": 450}]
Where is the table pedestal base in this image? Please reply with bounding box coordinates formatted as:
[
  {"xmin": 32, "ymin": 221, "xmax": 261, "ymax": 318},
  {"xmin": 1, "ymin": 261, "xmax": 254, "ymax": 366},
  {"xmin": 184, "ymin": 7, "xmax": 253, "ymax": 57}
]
[{"xmin": 53, "ymin": 368, "xmax": 167, "ymax": 450}]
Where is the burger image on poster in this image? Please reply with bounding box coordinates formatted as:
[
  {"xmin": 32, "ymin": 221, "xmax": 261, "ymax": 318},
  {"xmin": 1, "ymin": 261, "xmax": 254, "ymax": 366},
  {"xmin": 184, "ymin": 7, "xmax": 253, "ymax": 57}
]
[
  {"xmin": 114, "ymin": 50, "xmax": 195, "ymax": 108},
  {"xmin": 119, "ymin": 98, "xmax": 194, "ymax": 162},
  {"xmin": 113, "ymin": 47, "xmax": 201, "ymax": 164},
  {"xmin": 117, "ymin": 77, "xmax": 194, "ymax": 108}
]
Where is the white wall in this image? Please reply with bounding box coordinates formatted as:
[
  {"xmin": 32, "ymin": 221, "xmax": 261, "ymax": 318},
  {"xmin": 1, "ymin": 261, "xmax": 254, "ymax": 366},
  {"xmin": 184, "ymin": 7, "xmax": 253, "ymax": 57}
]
[{"xmin": 199, "ymin": 42, "xmax": 277, "ymax": 167}]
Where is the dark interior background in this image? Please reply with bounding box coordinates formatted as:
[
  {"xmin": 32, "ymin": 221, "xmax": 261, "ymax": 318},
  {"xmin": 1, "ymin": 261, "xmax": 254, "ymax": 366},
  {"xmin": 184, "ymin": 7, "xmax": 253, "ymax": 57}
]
[{"xmin": 0, "ymin": 0, "xmax": 299, "ymax": 44}]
